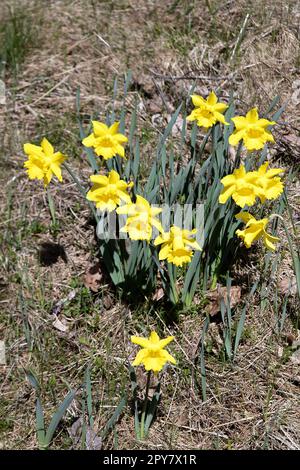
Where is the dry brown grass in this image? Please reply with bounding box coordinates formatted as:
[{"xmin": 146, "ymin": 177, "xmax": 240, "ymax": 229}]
[{"xmin": 0, "ymin": 0, "xmax": 299, "ymax": 450}]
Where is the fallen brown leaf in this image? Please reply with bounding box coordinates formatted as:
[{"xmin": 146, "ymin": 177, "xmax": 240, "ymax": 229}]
[
  {"xmin": 148, "ymin": 96, "xmax": 162, "ymax": 114},
  {"xmin": 228, "ymin": 145, "xmax": 236, "ymax": 162},
  {"xmin": 204, "ymin": 323, "xmax": 223, "ymax": 355},
  {"xmin": 282, "ymin": 133, "xmax": 300, "ymax": 148},
  {"xmin": 170, "ymin": 114, "xmax": 184, "ymax": 136},
  {"xmin": 206, "ymin": 285, "xmax": 242, "ymax": 316},
  {"xmin": 68, "ymin": 417, "xmax": 83, "ymax": 446},
  {"xmin": 84, "ymin": 262, "xmax": 103, "ymax": 292},
  {"xmin": 86, "ymin": 426, "xmax": 102, "ymax": 450},
  {"xmin": 152, "ymin": 287, "xmax": 164, "ymax": 302},
  {"xmin": 52, "ymin": 316, "xmax": 69, "ymax": 333},
  {"xmin": 278, "ymin": 276, "xmax": 298, "ymax": 296},
  {"xmin": 281, "ymin": 332, "xmax": 296, "ymax": 346},
  {"xmin": 102, "ymin": 294, "xmax": 114, "ymax": 309}
]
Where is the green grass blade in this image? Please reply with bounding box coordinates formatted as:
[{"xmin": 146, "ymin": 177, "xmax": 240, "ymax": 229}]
[
  {"xmin": 144, "ymin": 383, "xmax": 161, "ymax": 435},
  {"xmin": 234, "ymin": 280, "xmax": 258, "ymax": 357},
  {"xmin": 76, "ymin": 87, "xmax": 99, "ymax": 172},
  {"xmin": 36, "ymin": 397, "xmax": 46, "ymax": 449},
  {"xmin": 45, "ymin": 389, "xmax": 76, "ymax": 446},
  {"xmin": 199, "ymin": 317, "xmax": 209, "ymax": 402},
  {"xmin": 101, "ymin": 395, "xmax": 127, "ymax": 440},
  {"xmin": 26, "ymin": 370, "xmax": 40, "ymax": 392},
  {"xmin": 129, "ymin": 366, "xmax": 140, "ymax": 439},
  {"xmin": 99, "ymin": 241, "xmax": 125, "ymax": 285},
  {"xmin": 85, "ymin": 366, "xmax": 94, "ymax": 427},
  {"xmin": 233, "ymin": 305, "xmax": 246, "ymax": 358},
  {"xmin": 182, "ymin": 250, "xmax": 201, "ymax": 304},
  {"xmin": 264, "ymin": 95, "xmax": 279, "ymax": 115},
  {"xmin": 157, "ymin": 103, "xmax": 182, "ymax": 156},
  {"xmin": 47, "ymin": 188, "xmax": 56, "ymax": 225}
]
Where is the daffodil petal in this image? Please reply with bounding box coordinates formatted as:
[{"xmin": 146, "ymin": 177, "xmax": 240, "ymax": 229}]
[{"xmin": 41, "ymin": 137, "xmax": 54, "ymax": 156}]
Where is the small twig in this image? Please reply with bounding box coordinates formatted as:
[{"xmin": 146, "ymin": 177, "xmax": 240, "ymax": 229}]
[
  {"xmin": 94, "ymin": 32, "xmax": 111, "ymax": 49},
  {"xmin": 230, "ymin": 13, "xmax": 250, "ymax": 62},
  {"xmin": 30, "ymin": 75, "xmax": 71, "ymax": 106},
  {"xmin": 162, "ymin": 421, "xmax": 228, "ymax": 438},
  {"xmin": 151, "ymin": 77, "xmax": 172, "ymax": 113},
  {"xmin": 149, "ymin": 68, "xmax": 225, "ymax": 81}
]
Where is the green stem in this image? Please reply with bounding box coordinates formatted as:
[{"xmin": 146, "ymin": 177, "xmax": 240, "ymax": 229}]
[
  {"xmin": 211, "ymin": 254, "xmax": 222, "ymax": 289},
  {"xmin": 168, "ymin": 264, "xmax": 179, "ymax": 304},
  {"xmin": 284, "ymin": 190, "xmax": 298, "ymax": 237},
  {"xmin": 211, "ymin": 272, "xmax": 218, "ymax": 290},
  {"xmin": 140, "ymin": 371, "xmax": 151, "ymax": 440},
  {"xmin": 63, "ymin": 163, "xmax": 99, "ymax": 223},
  {"xmin": 46, "ymin": 187, "xmax": 56, "ymax": 225}
]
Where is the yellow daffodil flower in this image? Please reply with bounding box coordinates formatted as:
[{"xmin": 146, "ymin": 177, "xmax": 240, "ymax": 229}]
[
  {"xmin": 219, "ymin": 163, "xmax": 285, "ymax": 208},
  {"xmin": 154, "ymin": 226, "xmax": 201, "ymax": 267},
  {"xmin": 229, "ymin": 108, "xmax": 276, "ymax": 151},
  {"xmin": 235, "ymin": 212, "xmax": 279, "ymax": 251},
  {"xmin": 86, "ymin": 169, "xmax": 133, "ymax": 212},
  {"xmin": 82, "ymin": 121, "xmax": 128, "ymax": 160},
  {"xmin": 23, "ymin": 138, "xmax": 66, "ymax": 187},
  {"xmin": 187, "ymin": 91, "xmax": 229, "ymax": 128},
  {"xmin": 131, "ymin": 331, "xmax": 176, "ymax": 373},
  {"xmin": 219, "ymin": 164, "xmax": 258, "ymax": 208},
  {"xmin": 251, "ymin": 162, "xmax": 284, "ymax": 203},
  {"xmin": 117, "ymin": 195, "xmax": 162, "ymax": 242}
]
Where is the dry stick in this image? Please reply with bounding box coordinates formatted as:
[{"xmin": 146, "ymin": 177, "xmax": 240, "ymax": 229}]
[
  {"xmin": 162, "ymin": 421, "xmax": 228, "ymax": 439},
  {"xmin": 149, "ymin": 63, "xmax": 259, "ymax": 93},
  {"xmin": 31, "ymin": 74, "xmax": 71, "ymax": 106},
  {"xmin": 6, "ymin": 58, "xmax": 109, "ymax": 111},
  {"xmin": 151, "ymin": 77, "xmax": 173, "ymax": 113},
  {"xmin": 148, "ymin": 68, "xmax": 226, "ymax": 81},
  {"xmin": 230, "ymin": 13, "xmax": 250, "ymax": 62},
  {"xmin": 166, "ymin": 375, "xmax": 179, "ymax": 421}
]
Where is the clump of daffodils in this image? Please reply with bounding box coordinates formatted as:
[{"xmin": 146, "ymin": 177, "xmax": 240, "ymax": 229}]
[
  {"xmin": 23, "ymin": 89, "xmax": 284, "ymax": 285},
  {"xmin": 219, "ymin": 163, "xmax": 284, "ymax": 208},
  {"xmin": 218, "ymin": 159, "xmax": 284, "ymax": 251}
]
